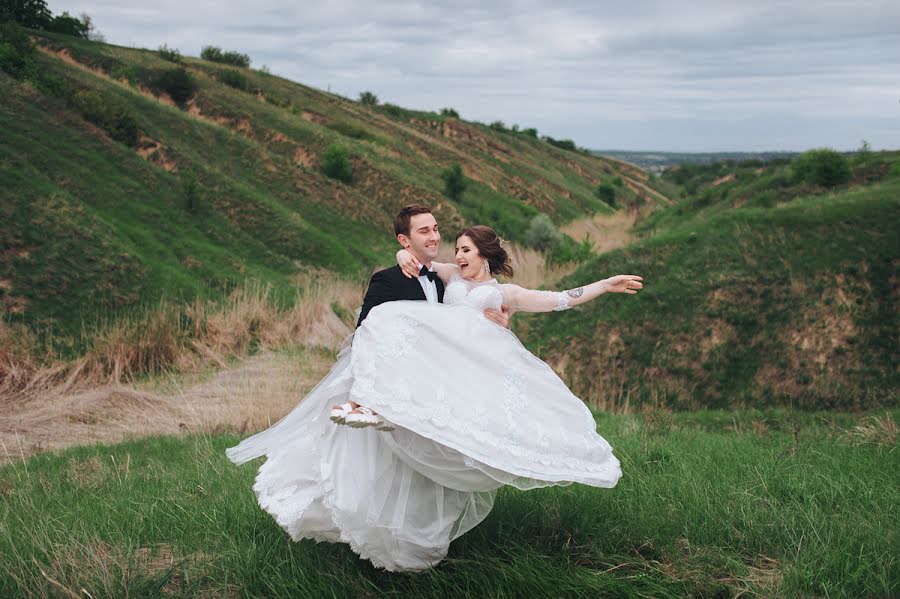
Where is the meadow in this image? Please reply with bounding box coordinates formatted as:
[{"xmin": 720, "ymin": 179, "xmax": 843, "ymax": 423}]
[{"xmin": 1, "ymin": 409, "xmax": 897, "ymax": 598}]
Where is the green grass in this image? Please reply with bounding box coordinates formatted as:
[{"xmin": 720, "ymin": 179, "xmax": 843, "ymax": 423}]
[
  {"xmin": 2, "ymin": 30, "xmax": 625, "ymax": 341},
  {"xmin": 520, "ymin": 176, "xmax": 900, "ymax": 410},
  {"xmin": 1, "ymin": 410, "xmax": 896, "ymax": 597}
]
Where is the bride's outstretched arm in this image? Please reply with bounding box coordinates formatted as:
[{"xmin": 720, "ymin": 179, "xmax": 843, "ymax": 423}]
[
  {"xmin": 395, "ymin": 249, "xmax": 459, "ymax": 283},
  {"xmin": 502, "ymin": 275, "xmax": 643, "ymax": 312}
]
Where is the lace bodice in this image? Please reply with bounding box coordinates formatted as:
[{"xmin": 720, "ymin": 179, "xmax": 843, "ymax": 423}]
[
  {"xmin": 444, "ymin": 276, "xmax": 504, "ymax": 311},
  {"xmin": 443, "ymin": 274, "xmax": 571, "ymax": 313}
]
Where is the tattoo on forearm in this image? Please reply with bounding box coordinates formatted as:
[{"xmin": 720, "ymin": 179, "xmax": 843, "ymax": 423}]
[{"xmin": 566, "ymin": 287, "xmax": 584, "ymax": 298}]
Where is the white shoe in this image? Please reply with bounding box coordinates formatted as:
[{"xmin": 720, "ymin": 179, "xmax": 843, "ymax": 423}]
[
  {"xmin": 329, "ymin": 402, "xmax": 354, "ymax": 424},
  {"xmin": 344, "ymin": 406, "xmax": 395, "ymax": 432}
]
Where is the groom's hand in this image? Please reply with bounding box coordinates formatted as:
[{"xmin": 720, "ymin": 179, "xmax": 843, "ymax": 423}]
[{"xmin": 483, "ymin": 304, "xmax": 510, "ymax": 329}]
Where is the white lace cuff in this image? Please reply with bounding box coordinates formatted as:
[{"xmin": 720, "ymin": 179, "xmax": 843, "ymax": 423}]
[{"xmin": 553, "ymin": 292, "xmax": 571, "ymax": 311}]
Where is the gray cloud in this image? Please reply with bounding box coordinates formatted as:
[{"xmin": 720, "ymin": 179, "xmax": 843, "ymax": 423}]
[{"xmin": 49, "ymin": 0, "xmax": 900, "ymax": 151}]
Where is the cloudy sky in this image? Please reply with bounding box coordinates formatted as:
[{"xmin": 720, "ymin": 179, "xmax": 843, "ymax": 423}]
[{"xmin": 51, "ymin": 1, "xmax": 899, "ymax": 152}]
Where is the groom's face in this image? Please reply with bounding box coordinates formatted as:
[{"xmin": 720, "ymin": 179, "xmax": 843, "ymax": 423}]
[{"xmin": 399, "ymin": 213, "xmax": 441, "ymax": 263}]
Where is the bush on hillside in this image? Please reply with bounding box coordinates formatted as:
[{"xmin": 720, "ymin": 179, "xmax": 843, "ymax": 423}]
[
  {"xmin": 217, "ymin": 68, "xmax": 249, "ymax": 91},
  {"xmin": 0, "ymin": 21, "xmax": 36, "ymax": 79},
  {"xmin": 70, "ymin": 89, "xmax": 138, "ymax": 146},
  {"xmin": 152, "ymin": 68, "xmax": 196, "ymax": 107},
  {"xmin": 543, "ymin": 136, "xmax": 577, "ymax": 152},
  {"xmin": 521, "ymin": 127, "xmax": 538, "ymax": 138},
  {"xmin": 325, "ymin": 121, "xmax": 371, "ymax": 140},
  {"xmin": 792, "ymin": 148, "xmax": 852, "ymax": 188},
  {"xmin": 200, "ymin": 45, "xmax": 250, "ymax": 68},
  {"xmin": 441, "ymin": 163, "xmax": 466, "ymax": 201},
  {"xmin": 181, "ymin": 169, "xmax": 203, "ymax": 214},
  {"xmin": 358, "ymin": 91, "xmax": 378, "ymax": 106},
  {"xmin": 440, "ymin": 107, "xmax": 459, "ymax": 118},
  {"xmin": 489, "ymin": 120, "xmax": 506, "ymax": 132},
  {"xmin": 524, "ymin": 213, "xmax": 562, "ymax": 251},
  {"xmin": 596, "ymin": 182, "xmax": 616, "ymax": 207},
  {"xmin": 379, "ymin": 103, "xmax": 409, "ymax": 119},
  {"xmin": 321, "ymin": 144, "xmax": 353, "ymax": 183},
  {"xmin": 158, "ymin": 44, "xmax": 182, "ymax": 63}
]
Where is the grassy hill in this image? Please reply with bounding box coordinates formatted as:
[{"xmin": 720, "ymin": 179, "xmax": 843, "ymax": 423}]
[
  {"xmin": 1, "ymin": 29, "xmax": 651, "ymax": 339},
  {"xmin": 519, "ymin": 155, "xmax": 900, "ymax": 410}
]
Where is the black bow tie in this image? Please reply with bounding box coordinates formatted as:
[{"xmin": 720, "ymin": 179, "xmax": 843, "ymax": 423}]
[{"xmin": 418, "ymin": 265, "xmax": 438, "ymax": 282}]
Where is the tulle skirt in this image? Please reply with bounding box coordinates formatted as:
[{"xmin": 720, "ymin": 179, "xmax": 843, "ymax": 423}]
[{"xmin": 226, "ymin": 301, "xmax": 621, "ymax": 571}]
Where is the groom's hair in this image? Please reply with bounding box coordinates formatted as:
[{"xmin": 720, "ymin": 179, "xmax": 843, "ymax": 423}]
[{"xmin": 394, "ymin": 204, "xmax": 433, "ymax": 237}]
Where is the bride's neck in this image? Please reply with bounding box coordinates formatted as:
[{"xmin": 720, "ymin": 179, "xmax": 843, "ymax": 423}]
[{"xmin": 466, "ymin": 272, "xmax": 493, "ymax": 283}]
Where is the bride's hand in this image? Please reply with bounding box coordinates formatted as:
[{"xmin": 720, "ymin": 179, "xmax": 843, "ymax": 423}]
[
  {"xmin": 605, "ymin": 275, "xmax": 643, "ymax": 294},
  {"xmin": 396, "ymin": 248, "xmax": 421, "ymax": 279}
]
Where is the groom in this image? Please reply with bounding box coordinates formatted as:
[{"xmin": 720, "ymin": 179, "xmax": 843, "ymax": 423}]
[{"xmin": 356, "ymin": 203, "xmax": 510, "ymax": 328}]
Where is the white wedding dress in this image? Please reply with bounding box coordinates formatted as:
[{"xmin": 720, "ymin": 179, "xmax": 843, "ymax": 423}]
[{"xmin": 225, "ymin": 274, "xmax": 621, "ymax": 572}]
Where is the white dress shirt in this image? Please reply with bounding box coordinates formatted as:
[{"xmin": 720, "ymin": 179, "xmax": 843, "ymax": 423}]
[{"xmin": 417, "ymin": 266, "xmax": 439, "ymax": 303}]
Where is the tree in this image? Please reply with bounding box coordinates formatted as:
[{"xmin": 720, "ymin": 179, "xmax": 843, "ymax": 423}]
[
  {"xmin": 441, "ymin": 163, "xmax": 466, "ymax": 201},
  {"xmin": 440, "ymin": 107, "xmax": 459, "ymax": 118},
  {"xmin": 358, "ymin": 91, "xmax": 378, "ymax": 106},
  {"xmin": 47, "ymin": 11, "xmax": 88, "ymax": 38},
  {"xmin": 1, "ymin": 0, "xmax": 52, "ymax": 29},
  {"xmin": 322, "ymin": 143, "xmax": 353, "ymax": 183},
  {"xmin": 792, "ymin": 148, "xmax": 852, "ymax": 188}
]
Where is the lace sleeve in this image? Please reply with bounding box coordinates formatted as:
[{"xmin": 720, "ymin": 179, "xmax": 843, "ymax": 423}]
[{"xmin": 500, "ymin": 284, "xmax": 571, "ymax": 313}]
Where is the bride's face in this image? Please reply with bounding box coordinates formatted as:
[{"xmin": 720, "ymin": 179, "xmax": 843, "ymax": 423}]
[{"xmin": 455, "ymin": 235, "xmax": 486, "ymax": 279}]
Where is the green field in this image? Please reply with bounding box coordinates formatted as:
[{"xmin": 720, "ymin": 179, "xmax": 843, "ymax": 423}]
[{"xmin": 1, "ymin": 410, "xmax": 897, "ymax": 598}]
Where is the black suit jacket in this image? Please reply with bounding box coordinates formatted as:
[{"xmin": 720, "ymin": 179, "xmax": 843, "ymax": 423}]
[{"xmin": 356, "ymin": 265, "xmax": 445, "ymax": 327}]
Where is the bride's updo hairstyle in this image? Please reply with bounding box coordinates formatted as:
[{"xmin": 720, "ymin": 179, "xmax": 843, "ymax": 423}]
[{"xmin": 456, "ymin": 225, "xmax": 514, "ymax": 278}]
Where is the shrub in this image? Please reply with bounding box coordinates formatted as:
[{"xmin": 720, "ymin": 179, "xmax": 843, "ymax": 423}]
[
  {"xmin": 326, "ymin": 121, "xmax": 371, "ymax": 140},
  {"xmin": 321, "ymin": 143, "xmax": 352, "ymax": 183},
  {"xmin": 217, "ymin": 69, "xmax": 249, "ymax": 91},
  {"xmin": 181, "ymin": 169, "xmax": 203, "ymax": 214},
  {"xmin": 152, "ymin": 68, "xmax": 196, "ymax": 107},
  {"xmin": 358, "ymin": 91, "xmax": 378, "ymax": 106},
  {"xmin": 792, "ymin": 148, "xmax": 852, "ymax": 188},
  {"xmin": 441, "ymin": 163, "xmax": 466, "ymax": 201},
  {"xmin": 0, "ymin": 21, "xmax": 37, "ymax": 79},
  {"xmin": 158, "ymin": 44, "xmax": 182, "ymax": 63},
  {"xmin": 521, "ymin": 127, "xmax": 538, "ymax": 138},
  {"xmin": 201, "ymin": 45, "xmax": 250, "ymax": 67},
  {"xmin": 595, "ymin": 182, "xmax": 616, "ymax": 207},
  {"xmin": 489, "ymin": 120, "xmax": 506, "ymax": 132},
  {"xmin": 379, "ymin": 103, "xmax": 408, "ymax": 119},
  {"xmin": 524, "ymin": 214, "xmax": 562, "ymax": 251},
  {"xmin": 70, "ymin": 89, "xmax": 138, "ymax": 146},
  {"xmin": 200, "ymin": 45, "xmax": 223, "ymax": 62},
  {"xmin": 440, "ymin": 107, "xmax": 459, "ymax": 118},
  {"xmin": 543, "ymin": 136, "xmax": 577, "ymax": 152}
]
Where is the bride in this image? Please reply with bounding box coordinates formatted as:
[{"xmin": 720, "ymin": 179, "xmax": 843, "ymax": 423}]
[{"xmin": 225, "ymin": 223, "xmax": 643, "ymax": 572}]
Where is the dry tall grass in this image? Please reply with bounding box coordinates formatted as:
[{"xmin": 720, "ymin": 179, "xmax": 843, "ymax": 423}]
[
  {"xmin": 561, "ymin": 210, "xmax": 639, "ymax": 255},
  {"xmin": 1, "ymin": 276, "xmax": 364, "ymax": 463}
]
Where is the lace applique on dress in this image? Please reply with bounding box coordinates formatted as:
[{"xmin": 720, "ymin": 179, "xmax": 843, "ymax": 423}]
[
  {"xmin": 554, "ymin": 291, "xmax": 571, "ymax": 311},
  {"xmin": 375, "ymin": 315, "xmax": 421, "ymax": 358}
]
